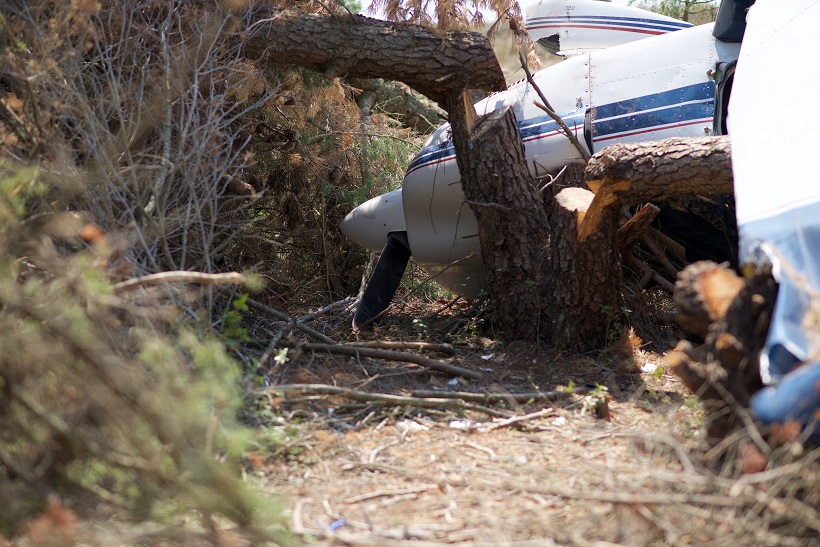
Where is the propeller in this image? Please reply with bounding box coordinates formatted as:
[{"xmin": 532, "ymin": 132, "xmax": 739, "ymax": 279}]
[{"xmin": 353, "ymin": 232, "xmax": 411, "ymax": 330}]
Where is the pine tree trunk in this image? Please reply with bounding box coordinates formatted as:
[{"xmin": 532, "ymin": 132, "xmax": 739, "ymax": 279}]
[
  {"xmin": 545, "ymin": 188, "xmax": 622, "ymax": 351},
  {"xmin": 465, "ymin": 106, "xmax": 551, "ymax": 341}
]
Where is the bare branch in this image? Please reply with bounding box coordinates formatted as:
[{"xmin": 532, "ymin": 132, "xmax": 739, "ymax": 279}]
[{"xmin": 112, "ymin": 272, "xmax": 246, "ymax": 294}]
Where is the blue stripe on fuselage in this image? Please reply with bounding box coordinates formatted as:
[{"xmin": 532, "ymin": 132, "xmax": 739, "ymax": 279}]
[
  {"xmin": 405, "ymin": 113, "xmax": 584, "ymax": 175},
  {"xmin": 405, "ymin": 82, "xmax": 715, "ymax": 175},
  {"xmin": 526, "ymin": 15, "xmax": 691, "ymax": 33},
  {"xmin": 592, "ymin": 102, "xmax": 713, "ymax": 140},
  {"xmin": 593, "ymin": 82, "xmax": 713, "ymax": 120}
]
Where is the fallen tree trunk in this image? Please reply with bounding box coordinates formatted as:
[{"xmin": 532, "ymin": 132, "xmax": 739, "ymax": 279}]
[
  {"xmin": 581, "ymin": 136, "xmax": 733, "ymax": 240},
  {"xmin": 584, "ymin": 136, "xmax": 733, "ymax": 204},
  {"xmin": 240, "ymin": 9, "xmax": 506, "ymax": 102}
]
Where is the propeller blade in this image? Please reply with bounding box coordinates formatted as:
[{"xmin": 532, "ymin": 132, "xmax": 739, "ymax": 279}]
[{"xmin": 353, "ymin": 232, "xmax": 411, "ymax": 330}]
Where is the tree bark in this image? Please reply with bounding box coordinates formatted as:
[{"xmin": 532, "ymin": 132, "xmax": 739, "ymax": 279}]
[
  {"xmin": 240, "ymin": 9, "xmax": 506, "ymax": 103},
  {"xmin": 666, "ymin": 263, "xmax": 776, "ymax": 443},
  {"xmin": 443, "ymin": 95, "xmax": 551, "ymax": 341},
  {"xmin": 584, "ymin": 136, "xmax": 733, "ymax": 204},
  {"xmin": 546, "ymin": 188, "xmax": 621, "ymax": 351},
  {"xmin": 673, "ymin": 260, "xmax": 746, "ymax": 338},
  {"xmin": 352, "ymin": 79, "xmax": 445, "ymax": 133},
  {"xmin": 581, "ymin": 136, "xmax": 733, "ymax": 240}
]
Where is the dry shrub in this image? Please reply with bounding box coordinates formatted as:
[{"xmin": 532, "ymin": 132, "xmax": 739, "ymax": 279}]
[
  {"xmin": 0, "ymin": 164, "xmax": 287, "ymax": 540},
  {"xmin": 0, "ymin": 0, "xmax": 313, "ymax": 539},
  {"xmin": 0, "ymin": 0, "xmax": 427, "ymax": 537}
]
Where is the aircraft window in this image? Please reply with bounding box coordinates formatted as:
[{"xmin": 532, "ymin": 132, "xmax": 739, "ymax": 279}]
[
  {"xmin": 713, "ymin": 62, "xmax": 736, "ymax": 136},
  {"xmin": 537, "ymin": 35, "xmax": 561, "ymax": 56}
]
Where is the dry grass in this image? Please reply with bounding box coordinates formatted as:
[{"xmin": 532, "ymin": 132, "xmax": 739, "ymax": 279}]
[{"xmin": 221, "ymin": 293, "xmax": 819, "ymax": 546}]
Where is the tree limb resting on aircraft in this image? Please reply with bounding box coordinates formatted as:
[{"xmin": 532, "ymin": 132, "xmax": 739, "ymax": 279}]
[
  {"xmin": 584, "ymin": 136, "xmax": 733, "ymax": 205},
  {"xmin": 581, "ymin": 136, "xmax": 733, "ymax": 241},
  {"xmin": 239, "ymin": 8, "xmax": 506, "ymax": 102}
]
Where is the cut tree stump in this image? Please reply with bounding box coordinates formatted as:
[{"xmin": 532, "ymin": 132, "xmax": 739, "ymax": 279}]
[
  {"xmin": 546, "ymin": 187, "xmax": 621, "ymax": 351},
  {"xmin": 448, "ymin": 101, "xmax": 551, "ymax": 341},
  {"xmin": 667, "ymin": 261, "xmax": 778, "ymax": 443}
]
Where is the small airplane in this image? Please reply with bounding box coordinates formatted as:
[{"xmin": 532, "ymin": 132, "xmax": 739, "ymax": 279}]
[
  {"xmin": 342, "ymin": 0, "xmax": 747, "ymax": 329},
  {"xmin": 728, "ymin": 0, "xmax": 820, "ymax": 441}
]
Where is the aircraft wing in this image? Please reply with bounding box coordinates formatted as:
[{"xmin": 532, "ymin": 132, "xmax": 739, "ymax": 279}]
[
  {"xmin": 729, "ymin": 0, "xmax": 820, "ymax": 439},
  {"xmin": 523, "ymin": 0, "xmax": 692, "ymax": 57}
]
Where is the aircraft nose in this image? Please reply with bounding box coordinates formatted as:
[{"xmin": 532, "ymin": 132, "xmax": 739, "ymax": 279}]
[{"xmin": 340, "ymin": 188, "xmax": 407, "ymax": 251}]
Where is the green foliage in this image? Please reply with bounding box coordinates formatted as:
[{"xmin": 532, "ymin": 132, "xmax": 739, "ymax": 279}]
[
  {"xmin": 221, "ymin": 293, "xmax": 252, "ymax": 349},
  {"xmin": 630, "ymin": 0, "xmax": 718, "ymax": 23},
  {"xmin": 0, "ymin": 169, "xmax": 286, "ymax": 535},
  {"xmin": 601, "ymin": 304, "xmax": 632, "ymax": 345},
  {"xmin": 340, "ymin": 0, "xmax": 365, "ymax": 13}
]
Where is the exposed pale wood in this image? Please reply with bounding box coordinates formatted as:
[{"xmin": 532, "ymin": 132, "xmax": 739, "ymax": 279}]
[
  {"xmin": 582, "ymin": 136, "xmax": 733, "ymax": 239},
  {"xmin": 617, "ymin": 204, "xmax": 660, "ymax": 254},
  {"xmin": 674, "ymin": 260, "xmax": 746, "ymax": 338},
  {"xmin": 241, "ymin": 9, "xmax": 506, "ymax": 103},
  {"xmin": 112, "ymin": 271, "xmax": 245, "ymax": 294}
]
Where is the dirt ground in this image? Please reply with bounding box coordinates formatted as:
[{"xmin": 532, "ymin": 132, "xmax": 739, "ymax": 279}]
[
  {"xmin": 239, "ymin": 296, "xmax": 819, "ymax": 546},
  {"xmin": 10, "ymin": 293, "xmax": 817, "ymax": 547}
]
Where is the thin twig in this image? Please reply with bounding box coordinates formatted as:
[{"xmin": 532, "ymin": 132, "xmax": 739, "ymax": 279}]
[
  {"xmin": 479, "ymin": 407, "xmax": 555, "ymax": 432},
  {"xmin": 258, "ymin": 384, "xmax": 508, "ymax": 417},
  {"xmin": 627, "ymin": 255, "xmax": 675, "ymax": 292},
  {"xmin": 345, "ymin": 485, "xmax": 439, "ymax": 504},
  {"xmin": 347, "ymin": 340, "xmax": 455, "ymax": 354},
  {"xmin": 519, "ymin": 52, "xmax": 590, "ymax": 162},
  {"xmin": 239, "ymin": 293, "xmax": 337, "ymax": 344},
  {"xmin": 292, "ymin": 342, "xmax": 483, "ymax": 380},
  {"xmin": 410, "ymin": 388, "xmax": 587, "ymax": 403},
  {"xmin": 299, "ymin": 296, "xmax": 357, "ymax": 323},
  {"xmin": 112, "ymin": 271, "xmax": 245, "ymax": 294},
  {"xmin": 639, "ymin": 231, "xmax": 681, "ymax": 279}
]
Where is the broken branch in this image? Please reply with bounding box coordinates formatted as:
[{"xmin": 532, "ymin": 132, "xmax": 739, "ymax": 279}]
[
  {"xmin": 519, "ymin": 52, "xmax": 590, "ymax": 162},
  {"xmin": 294, "ymin": 342, "xmax": 482, "ymax": 380},
  {"xmin": 112, "ymin": 271, "xmax": 245, "ymax": 294}
]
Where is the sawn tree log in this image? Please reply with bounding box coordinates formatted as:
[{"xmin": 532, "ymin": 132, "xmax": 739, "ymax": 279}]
[
  {"xmin": 666, "ymin": 261, "xmax": 777, "ymax": 444},
  {"xmin": 581, "ymin": 136, "xmax": 733, "ymax": 239}
]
